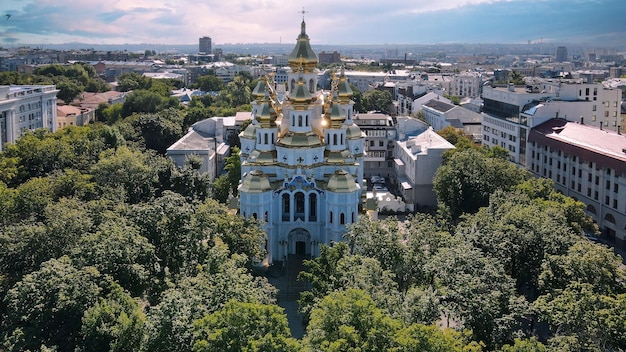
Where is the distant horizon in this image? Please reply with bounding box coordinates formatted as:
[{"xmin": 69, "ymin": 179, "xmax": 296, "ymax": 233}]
[{"xmin": 2, "ymin": 0, "xmax": 625, "ymax": 49}]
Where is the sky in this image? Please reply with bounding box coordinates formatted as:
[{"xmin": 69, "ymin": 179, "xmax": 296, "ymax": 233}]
[{"xmin": 1, "ymin": 0, "xmax": 625, "ymax": 47}]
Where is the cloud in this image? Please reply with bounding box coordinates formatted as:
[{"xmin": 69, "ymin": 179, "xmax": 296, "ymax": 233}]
[{"xmin": 0, "ymin": 0, "xmax": 624, "ymax": 46}]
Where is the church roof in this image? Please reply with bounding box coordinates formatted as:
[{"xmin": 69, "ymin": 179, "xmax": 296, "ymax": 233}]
[
  {"xmin": 288, "ymin": 20, "xmax": 318, "ymax": 71},
  {"xmin": 240, "ymin": 120, "xmax": 257, "ymax": 139},
  {"xmin": 239, "ymin": 170, "xmax": 272, "ymax": 193},
  {"xmin": 326, "ymin": 169, "xmax": 359, "ymax": 193},
  {"xmin": 278, "ymin": 131, "xmax": 323, "ymax": 148}
]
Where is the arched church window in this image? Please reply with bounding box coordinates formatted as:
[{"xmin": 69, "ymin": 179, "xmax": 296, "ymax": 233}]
[
  {"xmin": 252, "ymin": 213, "xmax": 257, "ymax": 220},
  {"xmin": 309, "ymin": 194, "xmax": 317, "ymax": 221},
  {"xmin": 309, "ymin": 79, "xmax": 314, "ymax": 93},
  {"xmin": 340, "ymin": 213, "xmax": 345, "ymax": 225},
  {"xmin": 299, "ymin": 115, "xmax": 303, "ymax": 127},
  {"xmin": 282, "ymin": 194, "xmax": 290, "ymax": 221},
  {"xmin": 264, "ymin": 133, "xmax": 268, "ymax": 144},
  {"xmin": 305, "ymin": 115, "xmax": 309, "ymax": 126},
  {"xmin": 341, "ymin": 134, "xmax": 344, "ymax": 145},
  {"xmin": 295, "ymin": 192, "xmax": 305, "ymax": 221},
  {"xmin": 333, "ymin": 134, "xmax": 337, "ymax": 145},
  {"xmin": 291, "ymin": 79, "xmax": 296, "ymax": 92},
  {"xmin": 329, "ymin": 211, "xmax": 333, "ymax": 224}
]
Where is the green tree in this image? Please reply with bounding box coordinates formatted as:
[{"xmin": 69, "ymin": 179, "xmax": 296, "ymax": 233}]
[
  {"xmin": 433, "ymin": 148, "xmax": 529, "ymax": 220},
  {"xmin": 303, "ymin": 289, "xmax": 401, "ymax": 351},
  {"xmin": 70, "ymin": 218, "xmax": 157, "ymax": 297},
  {"xmin": 428, "ymin": 241, "xmax": 528, "ymax": 349},
  {"xmin": 192, "ymin": 300, "xmax": 299, "ymax": 352},
  {"xmin": 194, "ymin": 75, "xmax": 225, "ymax": 92},
  {"xmin": 143, "ymin": 242, "xmax": 277, "ymax": 352},
  {"xmin": 362, "ymin": 89, "xmax": 393, "ymax": 113},
  {"xmin": 394, "ymin": 323, "xmax": 483, "ymax": 352},
  {"xmin": 79, "ymin": 282, "xmax": 146, "ymax": 352},
  {"xmin": 2, "ymin": 257, "xmax": 103, "ymax": 352},
  {"xmin": 533, "ymin": 282, "xmax": 626, "ymax": 351},
  {"xmin": 500, "ymin": 338, "xmax": 546, "ymax": 352},
  {"xmin": 132, "ymin": 108, "xmax": 184, "ymax": 154}
]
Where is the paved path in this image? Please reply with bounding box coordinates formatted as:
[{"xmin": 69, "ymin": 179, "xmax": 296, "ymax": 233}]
[{"xmin": 267, "ymin": 255, "xmax": 308, "ymax": 339}]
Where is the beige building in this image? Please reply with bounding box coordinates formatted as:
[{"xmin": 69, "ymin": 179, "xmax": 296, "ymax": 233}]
[{"xmin": 528, "ymin": 119, "xmax": 626, "ymax": 250}]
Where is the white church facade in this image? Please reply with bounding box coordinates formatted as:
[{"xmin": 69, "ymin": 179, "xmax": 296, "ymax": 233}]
[{"xmin": 238, "ymin": 19, "xmax": 365, "ymax": 265}]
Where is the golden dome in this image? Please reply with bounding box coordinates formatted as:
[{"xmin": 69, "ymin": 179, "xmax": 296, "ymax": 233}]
[
  {"xmin": 288, "ymin": 20, "xmax": 318, "ymax": 71},
  {"xmin": 240, "ymin": 120, "xmax": 257, "ymax": 139},
  {"xmin": 345, "ymin": 118, "xmax": 363, "ymax": 140},
  {"xmin": 328, "ymin": 101, "xmax": 346, "ymax": 128},
  {"xmin": 239, "ymin": 170, "xmax": 272, "ymax": 193},
  {"xmin": 251, "ymin": 79, "xmax": 268, "ymax": 102},
  {"xmin": 326, "ymin": 169, "xmax": 359, "ymax": 193},
  {"xmin": 291, "ymin": 77, "xmax": 313, "ymax": 104},
  {"xmin": 337, "ymin": 70, "xmax": 353, "ymax": 103},
  {"xmin": 256, "ymin": 98, "xmax": 278, "ymax": 128}
]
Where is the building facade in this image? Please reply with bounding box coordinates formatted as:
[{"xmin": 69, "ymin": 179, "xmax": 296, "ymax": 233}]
[
  {"xmin": 238, "ymin": 20, "xmax": 365, "ymax": 266},
  {"xmin": 527, "ymin": 119, "xmax": 626, "ymax": 250},
  {"xmin": 0, "ymin": 85, "xmax": 58, "ymax": 151},
  {"xmin": 199, "ymin": 36, "xmax": 212, "ymax": 54}
]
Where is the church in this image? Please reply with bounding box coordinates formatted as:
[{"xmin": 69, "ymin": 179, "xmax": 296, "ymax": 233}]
[{"xmin": 238, "ymin": 19, "xmax": 365, "ymax": 265}]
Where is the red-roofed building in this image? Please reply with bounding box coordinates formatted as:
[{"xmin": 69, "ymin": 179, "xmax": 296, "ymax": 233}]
[{"xmin": 528, "ymin": 118, "xmax": 626, "ymax": 250}]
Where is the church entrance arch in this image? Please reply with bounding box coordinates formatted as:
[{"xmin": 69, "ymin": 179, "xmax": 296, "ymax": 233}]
[{"xmin": 288, "ymin": 228, "xmax": 310, "ymax": 256}]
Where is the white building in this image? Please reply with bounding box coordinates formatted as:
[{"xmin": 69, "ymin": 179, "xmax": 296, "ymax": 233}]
[
  {"xmin": 353, "ymin": 112, "xmax": 396, "ymax": 180},
  {"xmin": 527, "ymin": 119, "xmax": 626, "ymax": 250},
  {"xmin": 237, "ymin": 20, "xmax": 365, "ymax": 265},
  {"xmin": 450, "ymin": 71, "xmax": 483, "ymax": 98},
  {"xmin": 422, "ymin": 99, "xmax": 483, "ymax": 142},
  {"xmin": 481, "ymin": 80, "xmax": 623, "ymax": 166},
  {"xmin": 166, "ymin": 117, "xmax": 234, "ymax": 182},
  {"xmin": 0, "ymin": 85, "xmax": 58, "ymax": 151},
  {"xmin": 394, "ymin": 127, "xmax": 455, "ymax": 209}
]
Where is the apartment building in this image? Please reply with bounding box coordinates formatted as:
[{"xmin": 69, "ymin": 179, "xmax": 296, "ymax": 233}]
[
  {"xmin": 449, "ymin": 71, "xmax": 483, "ymax": 98},
  {"xmin": 0, "ymin": 85, "xmax": 58, "ymax": 151},
  {"xmin": 481, "ymin": 79, "xmax": 622, "ymax": 165},
  {"xmin": 527, "ymin": 119, "xmax": 626, "ymax": 250},
  {"xmin": 353, "ymin": 112, "xmax": 397, "ymax": 180}
]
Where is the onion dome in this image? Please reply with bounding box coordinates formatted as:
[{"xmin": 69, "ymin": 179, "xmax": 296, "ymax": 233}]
[
  {"xmin": 288, "ymin": 20, "xmax": 318, "ymax": 72},
  {"xmin": 251, "ymin": 79, "xmax": 268, "ymax": 102},
  {"xmin": 328, "ymin": 100, "xmax": 346, "ymax": 129},
  {"xmin": 239, "ymin": 170, "xmax": 272, "ymax": 193},
  {"xmin": 256, "ymin": 94, "xmax": 278, "ymax": 128},
  {"xmin": 291, "ymin": 75, "xmax": 313, "ymax": 104},
  {"xmin": 344, "ymin": 116, "xmax": 363, "ymax": 140},
  {"xmin": 240, "ymin": 119, "xmax": 258, "ymax": 139},
  {"xmin": 337, "ymin": 67, "xmax": 353, "ymax": 103},
  {"xmin": 326, "ymin": 169, "xmax": 359, "ymax": 193}
]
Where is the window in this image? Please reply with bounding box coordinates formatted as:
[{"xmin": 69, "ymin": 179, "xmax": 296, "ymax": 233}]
[
  {"xmin": 587, "ymin": 188, "xmax": 591, "ymax": 197},
  {"xmin": 606, "ymin": 180, "xmax": 611, "ymax": 190},
  {"xmin": 282, "ymin": 194, "xmax": 290, "ymax": 221},
  {"xmin": 309, "ymin": 194, "xmax": 317, "ymax": 221},
  {"xmin": 340, "ymin": 213, "xmax": 345, "ymax": 225},
  {"xmin": 379, "ymin": 141, "xmax": 384, "ymax": 147},
  {"xmin": 614, "ymin": 184, "xmax": 619, "ymax": 193},
  {"xmin": 295, "ymin": 192, "xmax": 305, "ymax": 220},
  {"xmin": 613, "ymin": 199, "xmax": 618, "ymax": 209},
  {"xmin": 572, "ymin": 167, "xmax": 576, "ymax": 175},
  {"xmin": 594, "ymin": 191, "xmax": 598, "ymax": 200},
  {"xmin": 605, "ymin": 196, "xmax": 610, "ymax": 205},
  {"xmin": 329, "ymin": 211, "xmax": 333, "ymax": 224},
  {"xmin": 595, "ymin": 176, "xmax": 599, "ymax": 185}
]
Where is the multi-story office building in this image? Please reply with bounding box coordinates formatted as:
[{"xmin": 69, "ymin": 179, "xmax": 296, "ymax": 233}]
[
  {"xmin": 199, "ymin": 36, "xmax": 212, "ymax": 54},
  {"xmin": 556, "ymin": 46, "xmax": 568, "ymax": 62},
  {"xmin": 481, "ymin": 79, "xmax": 622, "ymax": 165},
  {"xmin": 527, "ymin": 119, "xmax": 626, "ymax": 250},
  {"xmin": 0, "ymin": 85, "xmax": 58, "ymax": 151}
]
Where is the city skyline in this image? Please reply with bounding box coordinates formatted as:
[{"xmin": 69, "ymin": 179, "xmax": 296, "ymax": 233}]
[{"xmin": 1, "ymin": 0, "xmax": 625, "ymax": 48}]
